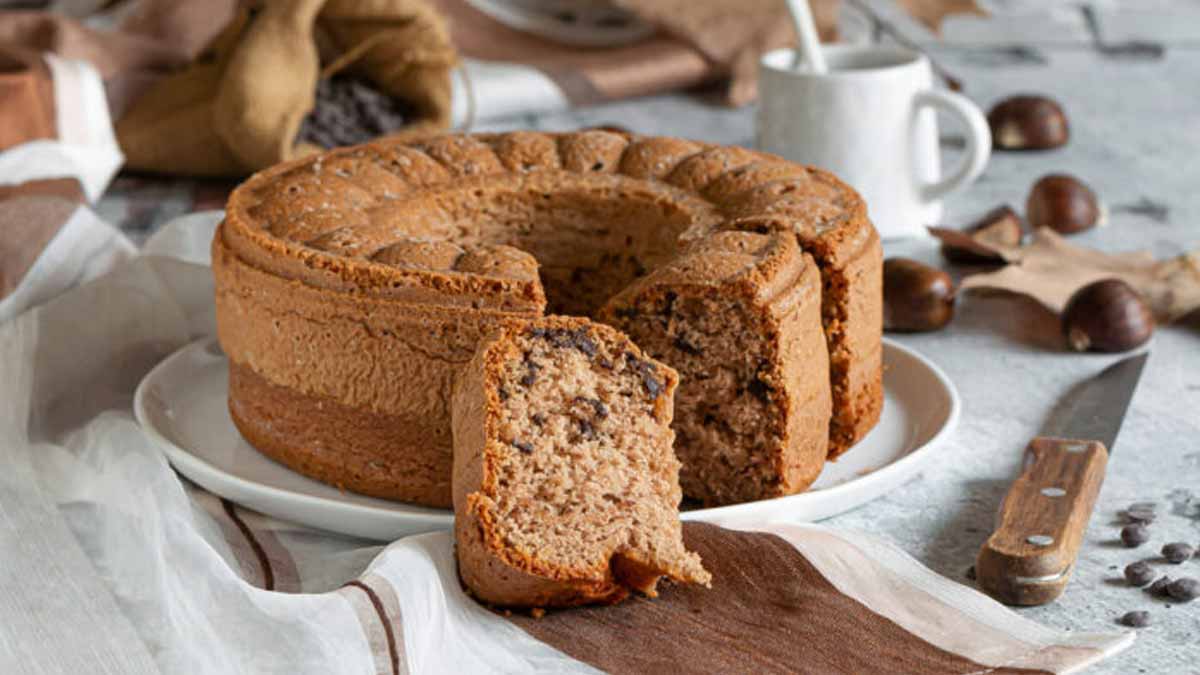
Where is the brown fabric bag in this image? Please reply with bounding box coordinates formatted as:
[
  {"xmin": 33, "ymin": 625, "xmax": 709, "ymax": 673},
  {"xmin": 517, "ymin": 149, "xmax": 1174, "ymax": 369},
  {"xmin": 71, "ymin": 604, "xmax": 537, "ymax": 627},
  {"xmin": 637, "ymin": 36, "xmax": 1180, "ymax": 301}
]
[
  {"xmin": 116, "ymin": 0, "xmax": 456, "ymax": 177},
  {"xmin": 0, "ymin": 49, "xmax": 56, "ymax": 152}
]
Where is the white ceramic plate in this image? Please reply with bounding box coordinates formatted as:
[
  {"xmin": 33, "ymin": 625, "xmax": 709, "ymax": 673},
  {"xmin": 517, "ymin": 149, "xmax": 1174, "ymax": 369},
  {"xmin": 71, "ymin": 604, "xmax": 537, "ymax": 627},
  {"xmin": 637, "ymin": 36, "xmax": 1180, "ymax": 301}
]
[{"xmin": 134, "ymin": 338, "xmax": 959, "ymax": 541}]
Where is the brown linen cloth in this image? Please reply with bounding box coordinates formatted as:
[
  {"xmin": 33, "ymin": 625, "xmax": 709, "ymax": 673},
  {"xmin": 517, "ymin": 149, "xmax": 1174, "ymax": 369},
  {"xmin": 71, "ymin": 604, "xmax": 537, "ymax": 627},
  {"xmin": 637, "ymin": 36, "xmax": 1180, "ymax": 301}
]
[
  {"xmin": 614, "ymin": 0, "xmax": 839, "ymax": 105},
  {"xmin": 0, "ymin": 6, "xmax": 222, "ymax": 116},
  {"xmin": 510, "ymin": 524, "xmax": 1048, "ymax": 674},
  {"xmin": 436, "ymin": 0, "xmax": 837, "ymax": 108},
  {"xmin": 0, "ymin": 48, "xmax": 56, "ymax": 151}
]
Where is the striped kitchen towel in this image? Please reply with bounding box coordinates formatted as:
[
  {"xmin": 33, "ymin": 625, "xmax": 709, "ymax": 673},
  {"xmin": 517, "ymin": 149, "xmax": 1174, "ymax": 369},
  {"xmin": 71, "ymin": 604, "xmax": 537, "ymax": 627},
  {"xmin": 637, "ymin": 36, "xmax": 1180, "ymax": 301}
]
[{"xmin": 0, "ymin": 212, "xmax": 1135, "ymax": 674}]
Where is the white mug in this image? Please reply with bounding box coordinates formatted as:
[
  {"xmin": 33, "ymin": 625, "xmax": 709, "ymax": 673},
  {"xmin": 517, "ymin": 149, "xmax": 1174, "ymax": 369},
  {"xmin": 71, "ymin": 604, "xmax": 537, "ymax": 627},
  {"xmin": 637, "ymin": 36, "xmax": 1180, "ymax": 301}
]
[{"xmin": 756, "ymin": 45, "xmax": 991, "ymax": 240}]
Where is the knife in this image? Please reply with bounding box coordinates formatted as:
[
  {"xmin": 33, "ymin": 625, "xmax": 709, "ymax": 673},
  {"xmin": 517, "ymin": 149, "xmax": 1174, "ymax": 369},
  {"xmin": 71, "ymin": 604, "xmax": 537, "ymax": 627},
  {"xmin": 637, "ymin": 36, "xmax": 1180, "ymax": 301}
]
[{"xmin": 976, "ymin": 353, "xmax": 1148, "ymax": 606}]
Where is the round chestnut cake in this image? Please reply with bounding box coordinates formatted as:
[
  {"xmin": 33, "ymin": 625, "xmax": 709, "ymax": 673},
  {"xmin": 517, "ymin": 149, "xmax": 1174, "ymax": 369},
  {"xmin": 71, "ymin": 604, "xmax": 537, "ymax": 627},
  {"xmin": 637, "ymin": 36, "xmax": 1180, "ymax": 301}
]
[{"xmin": 213, "ymin": 131, "xmax": 882, "ymax": 508}]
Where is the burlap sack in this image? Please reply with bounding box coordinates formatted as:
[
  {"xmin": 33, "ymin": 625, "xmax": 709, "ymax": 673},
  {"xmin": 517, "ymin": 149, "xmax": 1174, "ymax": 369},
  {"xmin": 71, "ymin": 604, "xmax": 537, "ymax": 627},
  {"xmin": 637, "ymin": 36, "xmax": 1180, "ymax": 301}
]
[{"xmin": 116, "ymin": 0, "xmax": 456, "ymax": 177}]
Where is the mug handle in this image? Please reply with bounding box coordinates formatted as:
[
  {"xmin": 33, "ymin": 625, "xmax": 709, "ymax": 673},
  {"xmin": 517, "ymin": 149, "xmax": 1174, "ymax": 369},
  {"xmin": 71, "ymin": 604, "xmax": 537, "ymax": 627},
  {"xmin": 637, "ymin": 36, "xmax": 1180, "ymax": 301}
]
[{"xmin": 915, "ymin": 89, "xmax": 992, "ymax": 203}]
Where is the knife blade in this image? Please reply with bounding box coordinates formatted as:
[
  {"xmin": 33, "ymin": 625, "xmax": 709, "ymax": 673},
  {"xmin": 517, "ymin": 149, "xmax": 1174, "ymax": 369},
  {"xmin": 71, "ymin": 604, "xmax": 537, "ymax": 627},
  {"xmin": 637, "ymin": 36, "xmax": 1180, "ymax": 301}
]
[{"xmin": 976, "ymin": 353, "xmax": 1148, "ymax": 606}]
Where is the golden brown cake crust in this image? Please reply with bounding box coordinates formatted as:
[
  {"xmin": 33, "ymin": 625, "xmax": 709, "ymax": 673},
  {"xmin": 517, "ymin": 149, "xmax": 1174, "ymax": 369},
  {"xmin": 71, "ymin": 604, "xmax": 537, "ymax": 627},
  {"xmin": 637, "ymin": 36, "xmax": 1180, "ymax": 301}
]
[
  {"xmin": 229, "ymin": 362, "xmax": 452, "ymax": 506},
  {"xmin": 214, "ymin": 131, "xmax": 882, "ymax": 506}
]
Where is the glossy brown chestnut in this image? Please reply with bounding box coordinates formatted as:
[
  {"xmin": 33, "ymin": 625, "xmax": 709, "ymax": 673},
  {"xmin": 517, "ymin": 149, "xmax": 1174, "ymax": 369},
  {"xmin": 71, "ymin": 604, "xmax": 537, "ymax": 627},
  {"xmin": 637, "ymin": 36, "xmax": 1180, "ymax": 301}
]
[
  {"xmin": 988, "ymin": 95, "xmax": 1069, "ymax": 150},
  {"xmin": 1062, "ymin": 279, "xmax": 1154, "ymax": 353},
  {"xmin": 1026, "ymin": 174, "xmax": 1101, "ymax": 234},
  {"xmin": 883, "ymin": 258, "xmax": 955, "ymax": 333},
  {"xmin": 940, "ymin": 205, "xmax": 1025, "ymax": 263}
]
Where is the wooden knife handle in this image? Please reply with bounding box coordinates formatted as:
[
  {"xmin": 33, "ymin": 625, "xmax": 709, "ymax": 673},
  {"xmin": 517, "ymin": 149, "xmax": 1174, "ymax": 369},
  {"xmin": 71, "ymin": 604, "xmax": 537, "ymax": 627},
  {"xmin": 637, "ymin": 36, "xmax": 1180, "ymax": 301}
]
[{"xmin": 976, "ymin": 438, "xmax": 1108, "ymax": 606}]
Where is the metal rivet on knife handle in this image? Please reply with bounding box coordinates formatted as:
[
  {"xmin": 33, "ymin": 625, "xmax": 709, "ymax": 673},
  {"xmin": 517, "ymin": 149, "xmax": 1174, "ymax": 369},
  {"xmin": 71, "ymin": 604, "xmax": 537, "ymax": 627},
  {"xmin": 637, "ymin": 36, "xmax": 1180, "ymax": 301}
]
[
  {"xmin": 1041, "ymin": 487, "xmax": 1067, "ymax": 497},
  {"xmin": 1027, "ymin": 535, "xmax": 1055, "ymax": 546}
]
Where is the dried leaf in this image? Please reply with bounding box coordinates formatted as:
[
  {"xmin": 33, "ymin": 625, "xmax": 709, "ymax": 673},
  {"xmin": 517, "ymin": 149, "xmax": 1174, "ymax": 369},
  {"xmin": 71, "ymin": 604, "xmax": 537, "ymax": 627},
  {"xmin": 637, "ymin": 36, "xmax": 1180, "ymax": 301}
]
[
  {"xmin": 930, "ymin": 226, "xmax": 1006, "ymax": 262},
  {"xmin": 957, "ymin": 228, "xmax": 1200, "ymax": 322},
  {"xmin": 897, "ymin": 0, "xmax": 987, "ymax": 33},
  {"xmin": 931, "ymin": 205, "xmax": 1024, "ymax": 264}
]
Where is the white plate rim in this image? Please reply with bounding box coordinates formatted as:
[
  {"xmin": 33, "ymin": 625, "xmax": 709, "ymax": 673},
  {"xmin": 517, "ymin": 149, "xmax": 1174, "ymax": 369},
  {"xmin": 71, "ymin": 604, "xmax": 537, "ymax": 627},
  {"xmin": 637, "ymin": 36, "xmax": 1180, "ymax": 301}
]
[{"xmin": 134, "ymin": 337, "xmax": 960, "ymax": 535}]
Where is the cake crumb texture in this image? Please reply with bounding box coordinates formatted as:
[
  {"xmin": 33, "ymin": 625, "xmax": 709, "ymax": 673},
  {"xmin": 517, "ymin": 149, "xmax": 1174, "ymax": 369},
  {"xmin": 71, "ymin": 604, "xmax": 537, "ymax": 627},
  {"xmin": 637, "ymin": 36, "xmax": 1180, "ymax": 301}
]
[{"xmin": 452, "ymin": 316, "xmax": 710, "ymax": 608}]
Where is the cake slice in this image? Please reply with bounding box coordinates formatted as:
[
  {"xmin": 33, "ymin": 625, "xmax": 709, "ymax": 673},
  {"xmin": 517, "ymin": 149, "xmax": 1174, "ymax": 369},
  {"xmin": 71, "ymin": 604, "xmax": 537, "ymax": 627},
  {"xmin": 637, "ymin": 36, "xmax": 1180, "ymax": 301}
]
[
  {"xmin": 452, "ymin": 316, "xmax": 711, "ymax": 608},
  {"xmin": 599, "ymin": 232, "xmax": 832, "ymax": 506}
]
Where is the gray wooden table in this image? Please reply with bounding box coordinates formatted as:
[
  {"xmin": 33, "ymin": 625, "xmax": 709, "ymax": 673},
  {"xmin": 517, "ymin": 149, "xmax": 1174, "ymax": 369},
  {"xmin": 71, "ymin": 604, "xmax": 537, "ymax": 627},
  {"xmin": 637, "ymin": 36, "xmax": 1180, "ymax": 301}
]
[{"xmin": 100, "ymin": 3, "xmax": 1200, "ymax": 671}]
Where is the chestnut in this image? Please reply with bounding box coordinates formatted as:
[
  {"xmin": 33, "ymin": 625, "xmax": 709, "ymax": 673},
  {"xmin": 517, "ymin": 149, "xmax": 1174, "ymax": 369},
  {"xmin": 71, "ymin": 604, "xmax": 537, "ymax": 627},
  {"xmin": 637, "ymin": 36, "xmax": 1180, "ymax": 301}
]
[
  {"xmin": 1026, "ymin": 174, "xmax": 1101, "ymax": 234},
  {"xmin": 987, "ymin": 95, "xmax": 1070, "ymax": 150},
  {"xmin": 1061, "ymin": 279, "xmax": 1154, "ymax": 353},
  {"xmin": 940, "ymin": 205, "xmax": 1024, "ymax": 264},
  {"xmin": 883, "ymin": 258, "xmax": 955, "ymax": 333}
]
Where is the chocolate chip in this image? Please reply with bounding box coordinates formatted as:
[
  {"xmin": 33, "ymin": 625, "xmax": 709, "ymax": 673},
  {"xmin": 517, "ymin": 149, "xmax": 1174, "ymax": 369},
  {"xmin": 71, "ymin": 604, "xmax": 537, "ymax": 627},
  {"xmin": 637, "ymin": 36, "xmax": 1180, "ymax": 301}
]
[
  {"xmin": 531, "ymin": 413, "xmax": 546, "ymax": 427},
  {"xmin": 965, "ymin": 565, "xmax": 976, "ymax": 581},
  {"xmin": 747, "ymin": 377, "xmax": 772, "ymax": 403},
  {"xmin": 1125, "ymin": 561, "xmax": 1156, "ymax": 587},
  {"xmin": 518, "ymin": 353, "xmax": 541, "ymax": 387},
  {"xmin": 534, "ymin": 327, "xmax": 597, "ymax": 358},
  {"xmin": 576, "ymin": 418, "xmax": 594, "ymax": 437},
  {"xmin": 625, "ymin": 353, "xmax": 663, "ymax": 398},
  {"xmin": 642, "ymin": 373, "xmax": 662, "ymax": 398},
  {"xmin": 513, "ymin": 439, "xmax": 534, "ymax": 454},
  {"xmin": 498, "ymin": 387, "xmax": 509, "ymax": 402},
  {"xmin": 590, "ymin": 161, "xmax": 605, "ymax": 171},
  {"xmin": 1162, "ymin": 542, "xmax": 1194, "ymax": 563},
  {"xmin": 1119, "ymin": 610, "xmax": 1151, "ymax": 628},
  {"xmin": 297, "ymin": 76, "xmax": 412, "ymax": 148},
  {"xmin": 1121, "ymin": 523, "xmax": 1151, "ymax": 547},
  {"xmin": 1166, "ymin": 577, "xmax": 1200, "ymax": 602},
  {"xmin": 1148, "ymin": 576, "xmax": 1173, "ymax": 596},
  {"xmin": 573, "ymin": 332, "xmax": 597, "ymax": 357},
  {"xmin": 674, "ymin": 334, "xmax": 703, "ymax": 356},
  {"xmin": 576, "ymin": 397, "xmax": 608, "ymax": 419},
  {"xmin": 663, "ymin": 291, "xmax": 677, "ymax": 316}
]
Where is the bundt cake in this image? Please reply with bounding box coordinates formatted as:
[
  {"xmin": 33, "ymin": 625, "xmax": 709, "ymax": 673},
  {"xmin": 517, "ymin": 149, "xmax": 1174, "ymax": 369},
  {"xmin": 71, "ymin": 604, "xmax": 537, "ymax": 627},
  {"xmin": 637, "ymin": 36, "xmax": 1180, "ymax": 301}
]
[
  {"xmin": 213, "ymin": 130, "xmax": 882, "ymax": 508},
  {"xmin": 598, "ymin": 231, "xmax": 831, "ymax": 505},
  {"xmin": 452, "ymin": 315, "xmax": 710, "ymax": 608}
]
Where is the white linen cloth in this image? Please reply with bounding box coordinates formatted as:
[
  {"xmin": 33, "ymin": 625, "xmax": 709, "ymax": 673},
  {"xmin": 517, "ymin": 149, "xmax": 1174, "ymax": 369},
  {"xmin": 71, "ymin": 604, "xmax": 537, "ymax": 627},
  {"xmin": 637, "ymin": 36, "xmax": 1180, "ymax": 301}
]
[{"xmin": 0, "ymin": 206, "xmax": 1135, "ymax": 674}]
